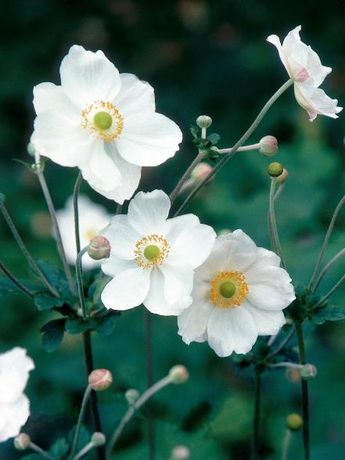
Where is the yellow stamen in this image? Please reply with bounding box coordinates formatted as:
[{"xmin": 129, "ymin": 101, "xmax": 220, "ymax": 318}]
[
  {"xmin": 210, "ymin": 271, "xmax": 249, "ymax": 308},
  {"xmin": 81, "ymin": 100, "xmax": 124, "ymax": 142},
  {"xmin": 135, "ymin": 234, "xmax": 170, "ymax": 269}
]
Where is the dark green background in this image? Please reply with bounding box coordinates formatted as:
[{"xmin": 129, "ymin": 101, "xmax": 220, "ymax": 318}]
[{"xmin": 0, "ymin": 1, "xmax": 344, "ymax": 459}]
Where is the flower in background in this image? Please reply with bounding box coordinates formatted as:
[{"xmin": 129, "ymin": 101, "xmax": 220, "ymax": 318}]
[
  {"xmin": 101, "ymin": 190, "xmax": 216, "ymax": 315},
  {"xmin": 56, "ymin": 195, "xmax": 111, "ymax": 269},
  {"xmin": 32, "ymin": 45, "xmax": 182, "ymax": 203},
  {"xmin": 178, "ymin": 230, "xmax": 295, "ymax": 357},
  {"xmin": 0, "ymin": 348, "xmax": 34, "ymax": 442},
  {"xmin": 267, "ymin": 26, "xmax": 342, "ymax": 121}
]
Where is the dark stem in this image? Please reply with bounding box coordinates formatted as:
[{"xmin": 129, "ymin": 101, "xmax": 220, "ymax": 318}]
[
  {"xmin": 294, "ymin": 321, "xmax": 310, "ymax": 460},
  {"xmin": 0, "ymin": 258, "xmax": 34, "ymax": 298},
  {"xmin": 252, "ymin": 368, "xmax": 262, "ymax": 460},
  {"xmin": 144, "ymin": 310, "xmax": 155, "ymax": 460},
  {"xmin": 73, "ymin": 173, "xmax": 83, "ymax": 254}
]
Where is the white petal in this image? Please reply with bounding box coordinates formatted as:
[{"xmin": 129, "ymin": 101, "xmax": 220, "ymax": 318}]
[
  {"xmin": 101, "ymin": 267, "xmax": 150, "ymax": 310},
  {"xmin": 115, "ymin": 73, "xmax": 155, "ymax": 118},
  {"xmin": 267, "ymin": 33, "xmax": 291, "ymax": 77},
  {"xmin": 33, "ymin": 82, "xmax": 79, "ymax": 115},
  {"xmin": 127, "ymin": 190, "xmax": 171, "ymax": 235},
  {"xmin": 178, "ymin": 300, "xmax": 213, "ymax": 344},
  {"xmin": 245, "ymin": 265, "xmax": 292, "ymax": 287},
  {"xmin": 207, "ymin": 307, "xmax": 258, "ymax": 357},
  {"xmin": 0, "ymin": 348, "xmax": 34, "ymax": 404},
  {"xmin": 0, "ymin": 395, "xmax": 30, "ymax": 442},
  {"xmin": 60, "ymin": 45, "xmax": 121, "ymax": 106},
  {"xmin": 116, "ymin": 112, "xmax": 182, "ymax": 166},
  {"xmin": 247, "ymin": 281, "xmax": 295, "ymax": 311},
  {"xmin": 243, "ymin": 301, "xmax": 286, "ymax": 335},
  {"xmin": 223, "ymin": 229, "xmax": 258, "ymax": 272},
  {"xmin": 294, "ymin": 82, "xmax": 343, "ymax": 121},
  {"xmin": 101, "ymin": 257, "xmax": 135, "ymax": 277},
  {"xmin": 252, "ymin": 247, "xmax": 281, "ymax": 269},
  {"xmin": 166, "ymin": 214, "xmax": 200, "ymax": 243},
  {"xmin": 102, "ymin": 214, "xmax": 140, "ymax": 260},
  {"xmin": 160, "ymin": 263, "xmax": 194, "ymax": 305}
]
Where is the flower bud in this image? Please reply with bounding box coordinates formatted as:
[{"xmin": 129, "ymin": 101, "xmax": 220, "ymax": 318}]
[
  {"xmin": 300, "ymin": 364, "xmax": 317, "ymax": 379},
  {"xmin": 259, "ymin": 135, "xmax": 278, "ymax": 156},
  {"xmin": 170, "ymin": 445, "xmax": 190, "ymax": 459},
  {"xmin": 286, "ymin": 413, "xmax": 303, "ymax": 431},
  {"xmin": 196, "ymin": 115, "xmax": 212, "ymax": 129},
  {"xmin": 169, "ymin": 365, "xmax": 189, "ymax": 384},
  {"xmin": 91, "ymin": 432, "xmax": 106, "ymax": 446},
  {"xmin": 27, "ymin": 142, "xmax": 36, "ymax": 157},
  {"xmin": 190, "ymin": 162, "xmax": 213, "ymax": 181},
  {"xmin": 276, "ymin": 168, "xmax": 288, "ymax": 184},
  {"xmin": 88, "ymin": 369, "xmax": 113, "ymax": 391},
  {"xmin": 14, "ymin": 433, "xmax": 31, "ymax": 450},
  {"xmin": 267, "ymin": 162, "xmax": 284, "ymax": 177},
  {"xmin": 87, "ymin": 235, "xmax": 111, "ymax": 260},
  {"xmin": 125, "ymin": 388, "xmax": 140, "ymax": 405}
]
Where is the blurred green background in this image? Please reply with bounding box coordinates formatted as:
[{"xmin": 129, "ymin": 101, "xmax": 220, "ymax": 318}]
[{"xmin": 0, "ymin": 0, "xmax": 344, "ymax": 459}]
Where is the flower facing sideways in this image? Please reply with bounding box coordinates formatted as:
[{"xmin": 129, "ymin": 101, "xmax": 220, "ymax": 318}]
[
  {"xmin": 0, "ymin": 348, "xmax": 34, "ymax": 442},
  {"xmin": 178, "ymin": 230, "xmax": 295, "ymax": 357},
  {"xmin": 101, "ymin": 190, "xmax": 216, "ymax": 315},
  {"xmin": 32, "ymin": 45, "xmax": 182, "ymax": 203},
  {"xmin": 267, "ymin": 26, "xmax": 342, "ymax": 121},
  {"xmin": 55, "ymin": 195, "xmax": 111, "ymax": 269}
]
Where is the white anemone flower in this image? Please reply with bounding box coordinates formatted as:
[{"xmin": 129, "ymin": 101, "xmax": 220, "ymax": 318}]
[
  {"xmin": 267, "ymin": 25, "xmax": 342, "ymax": 121},
  {"xmin": 178, "ymin": 230, "xmax": 295, "ymax": 357},
  {"xmin": 101, "ymin": 190, "xmax": 216, "ymax": 315},
  {"xmin": 31, "ymin": 45, "xmax": 182, "ymax": 203},
  {"xmin": 0, "ymin": 348, "xmax": 34, "ymax": 442},
  {"xmin": 56, "ymin": 195, "xmax": 111, "ymax": 269}
]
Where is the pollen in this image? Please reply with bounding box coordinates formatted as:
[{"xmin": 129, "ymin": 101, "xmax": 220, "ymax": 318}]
[
  {"xmin": 210, "ymin": 271, "xmax": 249, "ymax": 308},
  {"xmin": 81, "ymin": 100, "xmax": 124, "ymax": 142},
  {"xmin": 135, "ymin": 234, "xmax": 170, "ymax": 269}
]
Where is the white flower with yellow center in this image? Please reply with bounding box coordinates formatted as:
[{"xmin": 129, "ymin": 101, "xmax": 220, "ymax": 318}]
[
  {"xmin": 56, "ymin": 195, "xmax": 111, "ymax": 269},
  {"xmin": 178, "ymin": 230, "xmax": 295, "ymax": 357},
  {"xmin": 100, "ymin": 190, "xmax": 216, "ymax": 315},
  {"xmin": 31, "ymin": 45, "xmax": 182, "ymax": 203},
  {"xmin": 0, "ymin": 348, "xmax": 34, "ymax": 442},
  {"xmin": 267, "ymin": 26, "xmax": 342, "ymax": 121}
]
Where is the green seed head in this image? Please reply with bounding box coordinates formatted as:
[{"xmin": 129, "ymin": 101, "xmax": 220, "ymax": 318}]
[
  {"xmin": 93, "ymin": 111, "xmax": 112, "ymax": 130},
  {"xmin": 144, "ymin": 244, "xmax": 160, "ymax": 261},
  {"xmin": 219, "ymin": 281, "xmax": 236, "ymax": 298},
  {"xmin": 286, "ymin": 413, "xmax": 303, "ymax": 431},
  {"xmin": 267, "ymin": 162, "xmax": 284, "ymax": 177}
]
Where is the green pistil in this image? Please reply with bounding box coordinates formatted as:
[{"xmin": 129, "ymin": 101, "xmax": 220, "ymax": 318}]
[
  {"xmin": 93, "ymin": 111, "xmax": 112, "ymax": 130},
  {"xmin": 144, "ymin": 245, "xmax": 160, "ymax": 261},
  {"xmin": 219, "ymin": 281, "xmax": 236, "ymax": 298}
]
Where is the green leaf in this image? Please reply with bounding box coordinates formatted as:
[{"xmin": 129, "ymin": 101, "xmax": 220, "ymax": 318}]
[
  {"xmin": 207, "ymin": 132, "xmax": 220, "ymax": 145},
  {"xmin": 41, "ymin": 319, "xmax": 66, "ymax": 352},
  {"xmin": 312, "ymin": 304, "xmax": 345, "ymax": 325},
  {"xmin": 34, "ymin": 293, "xmax": 65, "ymax": 311},
  {"xmin": 0, "ymin": 276, "xmax": 39, "ymax": 296},
  {"xmin": 65, "ymin": 318, "xmax": 97, "ymax": 334},
  {"xmin": 21, "ymin": 455, "xmax": 42, "ymax": 460},
  {"xmin": 49, "ymin": 437, "xmax": 70, "ymax": 458},
  {"xmin": 36, "ymin": 260, "xmax": 71, "ymax": 298},
  {"xmin": 96, "ymin": 314, "xmax": 116, "ymax": 336}
]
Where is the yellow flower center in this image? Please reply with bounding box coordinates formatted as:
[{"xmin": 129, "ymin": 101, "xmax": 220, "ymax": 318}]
[
  {"xmin": 84, "ymin": 228, "xmax": 98, "ymax": 241},
  {"xmin": 81, "ymin": 100, "xmax": 124, "ymax": 142},
  {"xmin": 210, "ymin": 271, "xmax": 249, "ymax": 308},
  {"xmin": 135, "ymin": 235, "xmax": 170, "ymax": 269}
]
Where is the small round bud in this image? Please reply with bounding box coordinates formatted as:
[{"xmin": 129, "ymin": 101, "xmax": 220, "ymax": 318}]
[
  {"xmin": 259, "ymin": 135, "xmax": 278, "ymax": 156},
  {"xmin": 276, "ymin": 168, "xmax": 288, "ymax": 184},
  {"xmin": 300, "ymin": 364, "xmax": 317, "ymax": 379},
  {"xmin": 267, "ymin": 162, "xmax": 284, "ymax": 177},
  {"xmin": 91, "ymin": 432, "xmax": 106, "ymax": 446},
  {"xmin": 190, "ymin": 162, "xmax": 213, "ymax": 181},
  {"xmin": 170, "ymin": 445, "xmax": 190, "ymax": 459},
  {"xmin": 14, "ymin": 433, "xmax": 31, "ymax": 450},
  {"xmin": 196, "ymin": 115, "xmax": 212, "ymax": 129},
  {"xmin": 125, "ymin": 388, "xmax": 140, "ymax": 405},
  {"xmin": 285, "ymin": 367, "xmax": 301, "ymax": 383},
  {"xmin": 286, "ymin": 413, "xmax": 303, "ymax": 431},
  {"xmin": 169, "ymin": 365, "xmax": 189, "ymax": 384},
  {"xmin": 88, "ymin": 369, "xmax": 113, "ymax": 391},
  {"xmin": 87, "ymin": 236, "xmax": 111, "ymax": 260},
  {"xmin": 27, "ymin": 142, "xmax": 36, "ymax": 157}
]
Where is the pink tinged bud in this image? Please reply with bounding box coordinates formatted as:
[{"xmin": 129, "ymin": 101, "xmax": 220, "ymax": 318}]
[
  {"xmin": 259, "ymin": 136, "xmax": 278, "ymax": 156},
  {"xmin": 87, "ymin": 236, "xmax": 111, "ymax": 260},
  {"xmin": 190, "ymin": 162, "xmax": 213, "ymax": 181},
  {"xmin": 295, "ymin": 67, "xmax": 309, "ymax": 82},
  {"xmin": 169, "ymin": 365, "xmax": 189, "ymax": 384},
  {"xmin": 171, "ymin": 445, "xmax": 190, "ymax": 459},
  {"xmin": 88, "ymin": 369, "xmax": 113, "ymax": 391},
  {"xmin": 300, "ymin": 364, "xmax": 317, "ymax": 379},
  {"xmin": 14, "ymin": 433, "xmax": 31, "ymax": 450},
  {"xmin": 91, "ymin": 432, "xmax": 106, "ymax": 446}
]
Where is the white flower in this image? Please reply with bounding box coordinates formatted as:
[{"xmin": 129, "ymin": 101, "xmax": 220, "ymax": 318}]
[
  {"xmin": 31, "ymin": 45, "xmax": 182, "ymax": 203},
  {"xmin": 178, "ymin": 230, "xmax": 295, "ymax": 357},
  {"xmin": 56, "ymin": 195, "xmax": 111, "ymax": 269},
  {"xmin": 101, "ymin": 190, "xmax": 216, "ymax": 315},
  {"xmin": 267, "ymin": 26, "xmax": 342, "ymax": 121},
  {"xmin": 0, "ymin": 348, "xmax": 34, "ymax": 442}
]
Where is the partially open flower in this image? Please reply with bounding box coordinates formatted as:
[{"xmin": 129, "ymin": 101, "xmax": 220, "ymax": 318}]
[{"xmin": 88, "ymin": 369, "xmax": 113, "ymax": 391}]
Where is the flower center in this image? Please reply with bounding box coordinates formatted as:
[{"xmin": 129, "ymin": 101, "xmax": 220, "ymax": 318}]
[
  {"xmin": 84, "ymin": 228, "xmax": 98, "ymax": 241},
  {"xmin": 81, "ymin": 100, "xmax": 124, "ymax": 142},
  {"xmin": 210, "ymin": 271, "xmax": 249, "ymax": 308},
  {"xmin": 135, "ymin": 235, "xmax": 170, "ymax": 269}
]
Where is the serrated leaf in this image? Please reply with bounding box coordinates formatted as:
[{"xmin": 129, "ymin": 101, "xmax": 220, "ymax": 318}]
[
  {"xmin": 96, "ymin": 314, "xmax": 116, "ymax": 336},
  {"xmin": 312, "ymin": 304, "xmax": 345, "ymax": 325},
  {"xmin": 41, "ymin": 319, "xmax": 66, "ymax": 352},
  {"xmin": 36, "ymin": 260, "xmax": 71, "ymax": 298},
  {"xmin": 65, "ymin": 318, "xmax": 96, "ymax": 334},
  {"xmin": 34, "ymin": 293, "xmax": 65, "ymax": 311},
  {"xmin": 49, "ymin": 437, "xmax": 70, "ymax": 458},
  {"xmin": 207, "ymin": 132, "xmax": 220, "ymax": 145}
]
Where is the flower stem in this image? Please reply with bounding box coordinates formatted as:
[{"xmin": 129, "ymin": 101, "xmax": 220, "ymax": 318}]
[
  {"xmin": 173, "ymin": 79, "xmax": 293, "ymax": 216},
  {"xmin": 76, "ymin": 248, "xmax": 88, "ymax": 319},
  {"xmin": 145, "ymin": 309, "xmax": 155, "ymax": 460},
  {"xmin": 309, "ymin": 195, "xmax": 345, "ymax": 291},
  {"xmin": 268, "ymin": 178, "xmax": 286, "ymax": 268},
  {"xmin": 294, "ymin": 321, "xmax": 310, "ymax": 460},
  {"xmin": 252, "ymin": 368, "xmax": 262, "ymax": 460},
  {"xmin": 215, "ymin": 142, "xmax": 261, "ymax": 154},
  {"xmin": 311, "ymin": 248, "xmax": 345, "ymax": 293},
  {"xmin": 29, "ymin": 442, "xmax": 54, "ymax": 460},
  {"xmin": 0, "ymin": 257, "xmax": 34, "ymax": 298},
  {"xmin": 73, "ymin": 173, "xmax": 83, "ymax": 255},
  {"xmin": 280, "ymin": 429, "xmax": 292, "ymax": 460},
  {"xmin": 36, "ymin": 170, "xmax": 75, "ymax": 294},
  {"xmin": 313, "ymin": 274, "xmax": 345, "ymax": 308},
  {"xmin": 69, "ymin": 385, "xmax": 92, "ymax": 459},
  {"xmin": 267, "ymin": 329, "xmax": 294, "ymax": 359},
  {"xmin": 73, "ymin": 441, "xmax": 95, "ymax": 460}
]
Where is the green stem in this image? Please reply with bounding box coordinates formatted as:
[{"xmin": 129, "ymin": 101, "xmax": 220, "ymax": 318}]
[
  {"xmin": 173, "ymin": 79, "xmax": 293, "ymax": 216},
  {"xmin": 313, "ymin": 274, "xmax": 345, "ymax": 308},
  {"xmin": 69, "ymin": 385, "xmax": 92, "ymax": 459},
  {"xmin": 73, "ymin": 442, "xmax": 95, "ymax": 460},
  {"xmin": 29, "ymin": 442, "xmax": 54, "ymax": 460},
  {"xmin": 145, "ymin": 310, "xmax": 155, "ymax": 460},
  {"xmin": 268, "ymin": 178, "xmax": 286, "ymax": 268},
  {"xmin": 0, "ymin": 258, "xmax": 34, "ymax": 298},
  {"xmin": 76, "ymin": 248, "xmax": 88, "ymax": 319},
  {"xmin": 311, "ymin": 248, "xmax": 345, "ymax": 293},
  {"xmin": 252, "ymin": 368, "xmax": 262, "ymax": 460},
  {"xmin": 73, "ymin": 173, "xmax": 83, "ymax": 255},
  {"xmin": 280, "ymin": 429, "xmax": 292, "ymax": 460},
  {"xmin": 294, "ymin": 322, "xmax": 310, "ymax": 460}
]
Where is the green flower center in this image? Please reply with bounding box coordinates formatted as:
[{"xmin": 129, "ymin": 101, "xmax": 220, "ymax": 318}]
[
  {"xmin": 219, "ymin": 281, "xmax": 236, "ymax": 298},
  {"xmin": 144, "ymin": 245, "xmax": 160, "ymax": 261},
  {"xmin": 93, "ymin": 111, "xmax": 113, "ymax": 130}
]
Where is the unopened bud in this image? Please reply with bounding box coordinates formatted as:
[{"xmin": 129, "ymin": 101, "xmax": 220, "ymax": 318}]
[
  {"xmin": 286, "ymin": 413, "xmax": 303, "ymax": 431},
  {"xmin": 300, "ymin": 364, "xmax": 317, "ymax": 379},
  {"xmin": 27, "ymin": 142, "xmax": 36, "ymax": 157},
  {"xmin": 125, "ymin": 388, "xmax": 140, "ymax": 405},
  {"xmin": 87, "ymin": 236, "xmax": 111, "ymax": 260},
  {"xmin": 190, "ymin": 162, "xmax": 213, "ymax": 181},
  {"xmin": 196, "ymin": 115, "xmax": 212, "ymax": 129},
  {"xmin": 170, "ymin": 445, "xmax": 190, "ymax": 459},
  {"xmin": 259, "ymin": 136, "xmax": 278, "ymax": 156},
  {"xmin": 169, "ymin": 365, "xmax": 189, "ymax": 384},
  {"xmin": 14, "ymin": 433, "xmax": 31, "ymax": 450},
  {"xmin": 276, "ymin": 168, "xmax": 288, "ymax": 184},
  {"xmin": 267, "ymin": 162, "xmax": 283, "ymax": 177},
  {"xmin": 88, "ymin": 369, "xmax": 113, "ymax": 391},
  {"xmin": 285, "ymin": 367, "xmax": 301, "ymax": 383},
  {"xmin": 91, "ymin": 432, "xmax": 106, "ymax": 446}
]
